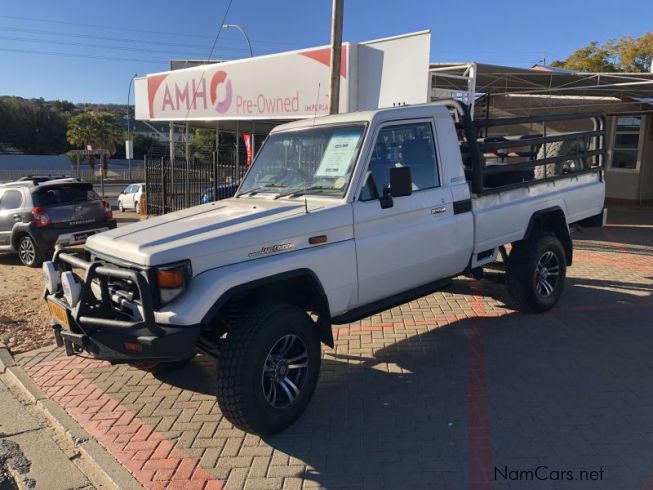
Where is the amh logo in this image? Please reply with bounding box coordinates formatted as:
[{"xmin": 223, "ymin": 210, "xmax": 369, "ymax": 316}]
[{"xmin": 210, "ymin": 71, "xmax": 232, "ymax": 113}]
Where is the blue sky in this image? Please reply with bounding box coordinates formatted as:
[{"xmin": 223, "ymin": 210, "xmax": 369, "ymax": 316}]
[{"xmin": 0, "ymin": 0, "xmax": 651, "ymax": 103}]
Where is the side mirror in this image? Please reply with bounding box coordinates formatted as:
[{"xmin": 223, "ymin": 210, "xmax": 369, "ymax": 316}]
[{"xmin": 379, "ymin": 166, "xmax": 412, "ymax": 209}]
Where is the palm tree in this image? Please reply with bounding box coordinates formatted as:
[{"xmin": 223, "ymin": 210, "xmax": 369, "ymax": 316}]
[{"xmin": 66, "ymin": 112, "xmax": 122, "ymax": 176}]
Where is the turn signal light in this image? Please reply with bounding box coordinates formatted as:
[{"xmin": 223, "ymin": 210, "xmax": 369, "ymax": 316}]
[
  {"xmin": 155, "ymin": 261, "xmax": 191, "ymax": 305},
  {"xmin": 158, "ymin": 268, "xmax": 184, "ymax": 289},
  {"xmin": 123, "ymin": 341, "xmax": 143, "ymax": 352}
]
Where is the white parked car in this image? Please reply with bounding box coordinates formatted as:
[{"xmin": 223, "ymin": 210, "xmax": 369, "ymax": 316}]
[
  {"xmin": 117, "ymin": 183, "xmax": 144, "ymax": 212},
  {"xmin": 43, "ymin": 101, "xmax": 606, "ymax": 435}
]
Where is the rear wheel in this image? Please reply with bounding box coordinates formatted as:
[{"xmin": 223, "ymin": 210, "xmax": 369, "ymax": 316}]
[
  {"xmin": 506, "ymin": 234, "xmax": 566, "ymax": 313},
  {"xmin": 133, "ymin": 201, "xmax": 139, "ymax": 213},
  {"xmin": 17, "ymin": 235, "xmax": 44, "ymax": 268},
  {"xmin": 216, "ymin": 302, "xmax": 321, "ymax": 435}
]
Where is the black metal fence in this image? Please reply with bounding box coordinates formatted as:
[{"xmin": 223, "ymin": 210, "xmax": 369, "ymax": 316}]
[{"xmin": 145, "ymin": 153, "xmax": 248, "ymax": 216}]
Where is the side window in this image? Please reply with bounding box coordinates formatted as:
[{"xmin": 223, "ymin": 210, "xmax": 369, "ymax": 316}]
[
  {"xmin": 0, "ymin": 190, "xmax": 24, "ymax": 210},
  {"xmin": 360, "ymin": 122, "xmax": 439, "ymax": 201},
  {"xmin": 125, "ymin": 185, "xmax": 134, "ymax": 194}
]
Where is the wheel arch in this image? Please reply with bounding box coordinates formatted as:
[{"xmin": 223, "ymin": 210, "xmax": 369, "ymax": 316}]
[
  {"xmin": 202, "ymin": 268, "xmax": 334, "ymax": 347},
  {"xmin": 10, "ymin": 223, "xmax": 35, "ymax": 251},
  {"xmin": 523, "ymin": 206, "xmax": 573, "ymax": 265}
]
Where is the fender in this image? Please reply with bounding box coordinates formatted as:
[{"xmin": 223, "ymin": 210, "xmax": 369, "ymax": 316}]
[
  {"xmin": 202, "ymin": 268, "xmax": 334, "ymax": 347},
  {"xmin": 523, "ymin": 206, "xmax": 573, "ymax": 265},
  {"xmin": 10, "ymin": 222, "xmax": 36, "ymax": 250},
  {"xmin": 153, "ymin": 239, "xmax": 357, "ymax": 340},
  {"xmin": 201, "ymin": 268, "xmax": 329, "ymax": 323}
]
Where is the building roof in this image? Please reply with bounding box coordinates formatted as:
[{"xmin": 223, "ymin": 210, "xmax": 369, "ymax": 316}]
[{"xmin": 430, "ymin": 62, "xmax": 653, "ymax": 99}]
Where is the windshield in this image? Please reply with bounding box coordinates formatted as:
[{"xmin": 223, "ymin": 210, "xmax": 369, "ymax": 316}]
[{"xmin": 237, "ymin": 124, "xmax": 366, "ymax": 198}]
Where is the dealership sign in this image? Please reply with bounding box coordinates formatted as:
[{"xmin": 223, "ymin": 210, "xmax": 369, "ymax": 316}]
[
  {"xmin": 136, "ymin": 45, "xmax": 350, "ymax": 121},
  {"xmin": 135, "ymin": 31, "xmax": 432, "ymax": 122}
]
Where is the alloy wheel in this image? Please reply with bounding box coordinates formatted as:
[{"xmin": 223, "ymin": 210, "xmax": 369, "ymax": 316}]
[
  {"xmin": 535, "ymin": 250, "xmax": 559, "ymax": 297},
  {"xmin": 19, "ymin": 237, "xmax": 36, "ymax": 265},
  {"xmin": 262, "ymin": 334, "xmax": 309, "ymax": 408}
]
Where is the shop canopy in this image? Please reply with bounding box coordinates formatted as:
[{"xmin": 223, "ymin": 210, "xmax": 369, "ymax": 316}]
[{"xmin": 430, "ymin": 62, "xmax": 653, "ymax": 99}]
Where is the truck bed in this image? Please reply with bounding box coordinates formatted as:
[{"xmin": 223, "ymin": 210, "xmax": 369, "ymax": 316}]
[
  {"xmin": 453, "ymin": 106, "xmax": 607, "ymax": 258},
  {"xmin": 472, "ymin": 171, "xmax": 604, "ymax": 254}
]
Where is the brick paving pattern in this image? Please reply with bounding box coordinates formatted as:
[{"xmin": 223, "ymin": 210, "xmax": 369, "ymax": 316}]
[{"xmin": 17, "ymin": 224, "xmax": 653, "ymax": 489}]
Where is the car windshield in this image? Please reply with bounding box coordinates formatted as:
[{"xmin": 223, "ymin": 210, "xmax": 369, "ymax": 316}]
[{"xmin": 237, "ymin": 124, "xmax": 366, "ymax": 198}]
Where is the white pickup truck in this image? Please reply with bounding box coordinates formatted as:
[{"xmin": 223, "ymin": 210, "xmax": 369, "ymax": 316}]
[{"xmin": 43, "ymin": 101, "xmax": 605, "ymax": 434}]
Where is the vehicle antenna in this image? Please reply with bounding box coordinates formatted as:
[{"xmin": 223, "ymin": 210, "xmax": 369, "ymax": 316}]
[
  {"xmin": 303, "ymin": 83, "xmax": 322, "ymax": 214},
  {"xmin": 313, "ymin": 83, "xmax": 321, "ymax": 123}
]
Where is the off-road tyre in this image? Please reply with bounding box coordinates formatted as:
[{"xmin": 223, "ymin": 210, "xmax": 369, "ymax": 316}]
[
  {"xmin": 216, "ymin": 302, "xmax": 321, "ymax": 435},
  {"xmin": 506, "ymin": 233, "xmax": 566, "ymax": 313}
]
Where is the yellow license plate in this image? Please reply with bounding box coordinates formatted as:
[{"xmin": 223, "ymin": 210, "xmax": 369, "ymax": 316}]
[{"xmin": 47, "ymin": 300, "xmax": 71, "ymax": 330}]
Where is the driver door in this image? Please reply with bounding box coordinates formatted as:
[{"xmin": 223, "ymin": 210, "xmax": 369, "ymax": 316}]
[{"xmin": 353, "ymin": 120, "xmax": 460, "ymax": 305}]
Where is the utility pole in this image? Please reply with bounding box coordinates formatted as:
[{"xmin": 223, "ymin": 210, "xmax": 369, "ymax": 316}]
[{"xmin": 328, "ymin": 0, "xmax": 344, "ymax": 115}]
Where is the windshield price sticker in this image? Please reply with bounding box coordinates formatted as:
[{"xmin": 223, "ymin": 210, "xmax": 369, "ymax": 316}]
[{"xmin": 315, "ymin": 131, "xmax": 361, "ymax": 178}]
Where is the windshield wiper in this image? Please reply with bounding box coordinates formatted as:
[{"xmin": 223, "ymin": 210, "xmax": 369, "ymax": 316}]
[
  {"xmin": 273, "ymin": 186, "xmax": 338, "ymax": 200},
  {"xmin": 236, "ymin": 183, "xmax": 288, "ymax": 198}
]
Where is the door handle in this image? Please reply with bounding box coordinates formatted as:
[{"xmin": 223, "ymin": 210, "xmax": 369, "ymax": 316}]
[{"xmin": 431, "ymin": 206, "xmax": 447, "ymax": 215}]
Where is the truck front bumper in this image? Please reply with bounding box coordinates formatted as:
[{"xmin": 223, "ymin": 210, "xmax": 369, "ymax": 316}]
[{"xmin": 45, "ymin": 250, "xmax": 199, "ymax": 363}]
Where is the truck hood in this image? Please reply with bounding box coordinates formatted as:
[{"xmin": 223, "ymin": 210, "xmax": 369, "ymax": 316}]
[{"xmin": 86, "ymin": 197, "xmax": 353, "ymax": 273}]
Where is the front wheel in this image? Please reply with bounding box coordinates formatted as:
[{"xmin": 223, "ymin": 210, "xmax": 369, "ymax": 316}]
[
  {"xmin": 216, "ymin": 303, "xmax": 321, "ymax": 435},
  {"xmin": 118, "ymin": 201, "xmax": 124, "ymax": 212},
  {"xmin": 506, "ymin": 234, "xmax": 567, "ymax": 313}
]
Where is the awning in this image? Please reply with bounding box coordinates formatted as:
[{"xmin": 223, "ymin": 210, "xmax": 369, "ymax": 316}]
[{"xmin": 430, "ymin": 62, "xmax": 653, "ymax": 99}]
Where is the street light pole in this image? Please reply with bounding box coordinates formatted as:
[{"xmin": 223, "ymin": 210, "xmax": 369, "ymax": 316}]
[
  {"xmin": 222, "ymin": 24, "xmax": 254, "ymax": 57},
  {"xmin": 328, "ymin": 0, "xmax": 344, "ymax": 115},
  {"xmin": 126, "ymin": 73, "xmax": 137, "ymax": 182}
]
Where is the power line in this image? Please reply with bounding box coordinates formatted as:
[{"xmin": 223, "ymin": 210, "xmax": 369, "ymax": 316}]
[
  {"xmin": 181, "ymin": 0, "xmax": 235, "ymax": 123},
  {"xmin": 0, "ymin": 14, "xmax": 299, "ymax": 48},
  {"xmin": 0, "ymin": 13, "xmax": 214, "ymax": 40},
  {"xmin": 0, "ymin": 46, "xmax": 170, "ymax": 65},
  {"xmin": 0, "ymin": 34, "xmax": 251, "ymax": 57},
  {"xmin": 0, "ymin": 25, "xmax": 211, "ymax": 50}
]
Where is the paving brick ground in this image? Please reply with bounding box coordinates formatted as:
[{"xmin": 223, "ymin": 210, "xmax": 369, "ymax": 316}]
[{"xmin": 16, "ymin": 222, "xmax": 653, "ymax": 490}]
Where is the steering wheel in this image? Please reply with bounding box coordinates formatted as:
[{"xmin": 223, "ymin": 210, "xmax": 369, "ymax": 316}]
[{"xmin": 260, "ymin": 167, "xmax": 309, "ymax": 187}]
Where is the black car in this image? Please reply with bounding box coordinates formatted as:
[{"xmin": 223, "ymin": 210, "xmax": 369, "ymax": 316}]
[{"xmin": 0, "ymin": 179, "xmax": 117, "ymax": 267}]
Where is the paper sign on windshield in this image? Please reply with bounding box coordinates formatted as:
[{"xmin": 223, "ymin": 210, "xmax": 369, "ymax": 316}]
[{"xmin": 315, "ymin": 131, "xmax": 361, "ymax": 178}]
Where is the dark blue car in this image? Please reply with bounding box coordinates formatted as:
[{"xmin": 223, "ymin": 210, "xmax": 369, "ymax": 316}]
[{"xmin": 200, "ymin": 184, "xmax": 240, "ymax": 204}]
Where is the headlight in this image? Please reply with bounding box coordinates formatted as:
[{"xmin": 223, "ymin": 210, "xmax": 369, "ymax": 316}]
[
  {"xmin": 155, "ymin": 261, "xmax": 191, "ymax": 305},
  {"xmin": 42, "ymin": 261, "xmax": 60, "ymax": 293},
  {"xmin": 61, "ymin": 271, "xmax": 82, "ymax": 306}
]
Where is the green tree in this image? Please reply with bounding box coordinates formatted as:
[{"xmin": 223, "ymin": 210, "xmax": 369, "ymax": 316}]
[
  {"xmin": 113, "ymin": 134, "xmax": 156, "ymax": 159},
  {"xmin": 551, "ymin": 40, "xmax": 617, "ymax": 72},
  {"xmin": 66, "ymin": 112, "xmax": 123, "ymax": 176},
  {"xmin": 616, "ymin": 33, "xmax": 653, "ymax": 72},
  {"xmin": 191, "ymin": 128, "xmax": 216, "ymax": 161},
  {"xmin": 0, "ymin": 96, "xmax": 72, "ymax": 154},
  {"xmin": 552, "ymin": 33, "xmax": 653, "ymax": 72}
]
